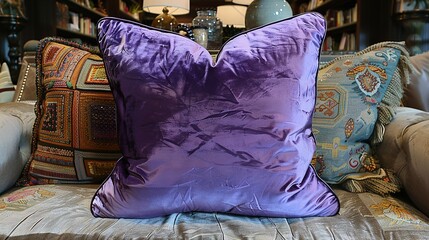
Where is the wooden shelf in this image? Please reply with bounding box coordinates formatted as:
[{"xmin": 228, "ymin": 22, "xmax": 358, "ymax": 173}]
[
  {"xmin": 394, "ymin": 10, "xmax": 429, "ymax": 21},
  {"xmin": 59, "ymin": 0, "xmax": 107, "ymax": 18},
  {"xmin": 25, "ymin": 0, "xmax": 144, "ymax": 47},
  {"xmin": 308, "ymin": 0, "xmax": 356, "ymax": 12},
  {"xmin": 327, "ymin": 21, "xmax": 357, "ymax": 33},
  {"xmin": 301, "ymin": 0, "xmax": 359, "ymax": 51},
  {"xmin": 118, "ymin": 10, "xmax": 140, "ymax": 22},
  {"xmin": 56, "ymin": 26, "xmax": 97, "ymax": 40}
]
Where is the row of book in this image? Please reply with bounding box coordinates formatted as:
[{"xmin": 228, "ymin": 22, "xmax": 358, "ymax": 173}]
[
  {"xmin": 324, "ymin": 5, "xmax": 358, "ymax": 29},
  {"xmin": 323, "ymin": 33, "xmax": 356, "ymax": 51},
  {"xmin": 307, "ymin": 0, "xmax": 325, "ymax": 10},
  {"xmin": 56, "ymin": 2, "xmax": 97, "ymax": 37}
]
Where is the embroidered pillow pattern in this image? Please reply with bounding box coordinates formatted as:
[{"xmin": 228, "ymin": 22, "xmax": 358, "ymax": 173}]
[
  {"xmin": 313, "ymin": 42, "xmax": 412, "ymax": 194},
  {"xmin": 25, "ymin": 38, "xmax": 121, "ymax": 184}
]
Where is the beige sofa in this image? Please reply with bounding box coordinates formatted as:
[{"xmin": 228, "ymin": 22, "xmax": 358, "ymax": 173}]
[{"xmin": 0, "ymin": 44, "xmax": 428, "ymax": 239}]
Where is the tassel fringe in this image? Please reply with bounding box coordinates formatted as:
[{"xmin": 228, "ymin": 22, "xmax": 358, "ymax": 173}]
[
  {"xmin": 342, "ymin": 169, "xmax": 402, "ymax": 196},
  {"xmin": 371, "ymin": 43, "xmax": 416, "ymax": 146}
]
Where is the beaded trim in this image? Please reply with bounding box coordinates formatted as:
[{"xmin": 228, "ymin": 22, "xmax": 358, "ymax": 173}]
[{"xmin": 16, "ymin": 64, "xmax": 31, "ymax": 102}]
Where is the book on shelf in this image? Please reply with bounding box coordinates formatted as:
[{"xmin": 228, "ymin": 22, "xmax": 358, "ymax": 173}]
[
  {"xmin": 65, "ymin": 11, "xmax": 96, "ymax": 37},
  {"xmin": 338, "ymin": 33, "xmax": 356, "ymax": 51},
  {"xmin": 69, "ymin": 11, "xmax": 80, "ymax": 32},
  {"xmin": 336, "ymin": 10, "xmax": 344, "ymax": 26},
  {"xmin": 325, "ymin": 9, "xmax": 336, "ymax": 28},
  {"xmin": 323, "ymin": 36, "xmax": 334, "ymax": 51},
  {"xmin": 352, "ymin": 5, "xmax": 358, "ymax": 22},
  {"xmin": 349, "ymin": 33, "xmax": 356, "ymax": 51},
  {"xmin": 79, "ymin": 16, "xmax": 96, "ymax": 36},
  {"xmin": 56, "ymin": 2, "xmax": 69, "ymax": 29},
  {"xmin": 338, "ymin": 33, "xmax": 347, "ymax": 50},
  {"xmin": 308, "ymin": 0, "xmax": 325, "ymax": 11}
]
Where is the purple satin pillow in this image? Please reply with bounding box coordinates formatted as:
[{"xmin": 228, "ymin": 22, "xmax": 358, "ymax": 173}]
[{"xmin": 92, "ymin": 13, "xmax": 340, "ymax": 219}]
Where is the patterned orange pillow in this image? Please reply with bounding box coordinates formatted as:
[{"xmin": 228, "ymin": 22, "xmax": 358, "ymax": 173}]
[{"xmin": 25, "ymin": 38, "xmax": 121, "ymax": 184}]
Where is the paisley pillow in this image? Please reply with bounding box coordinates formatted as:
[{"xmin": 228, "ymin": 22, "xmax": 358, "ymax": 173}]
[
  {"xmin": 91, "ymin": 13, "xmax": 339, "ymax": 219},
  {"xmin": 312, "ymin": 42, "xmax": 412, "ymax": 195}
]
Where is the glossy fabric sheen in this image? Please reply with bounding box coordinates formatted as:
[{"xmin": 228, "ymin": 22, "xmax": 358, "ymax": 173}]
[{"xmin": 92, "ymin": 13, "xmax": 339, "ymax": 219}]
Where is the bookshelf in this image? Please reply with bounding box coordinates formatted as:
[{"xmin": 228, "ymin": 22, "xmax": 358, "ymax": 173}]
[
  {"xmin": 291, "ymin": 0, "xmax": 397, "ymax": 52},
  {"xmin": 24, "ymin": 0, "xmax": 142, "ymax": 46},
  {"xmin": 56, "ymin": 0, "xmax": 107, "ymax": 42},
  {"xmin": 105, "ymin": 0, "xmax": 142, "ymax": 23}
]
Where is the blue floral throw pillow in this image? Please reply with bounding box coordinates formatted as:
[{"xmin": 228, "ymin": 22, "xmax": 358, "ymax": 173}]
[{"xmin": 312, "ymin": 42, "xmax": 412, "ymax": 195}]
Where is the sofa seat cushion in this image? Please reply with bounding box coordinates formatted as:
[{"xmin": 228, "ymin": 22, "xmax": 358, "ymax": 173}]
[
  {"xmin": 0, "ymin": 113, "xmax": 23, "ymax": 194},
  {"xmin": 0, "ymin": 102, "xmax": 36, "ymax": 194},
  {"xmin": 377, "ymin": 107, "xmax": 429, "ymax": 216},
  {"xmin": 1, "ymin": 184, "xmax": 429, "ymax": 239}
]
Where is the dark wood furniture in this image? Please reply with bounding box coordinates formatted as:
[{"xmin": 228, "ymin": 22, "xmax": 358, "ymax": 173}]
[
  {"xmin": 0, "ymin": 16, "xmax": 27, "ymax": 84},
  {"xmin": 290, "ymin": 0, "xmax": 398, "ymax": 51},
  {"xmin": 22, "ymin": 0, "xmax": 143, "ymax": 46}
]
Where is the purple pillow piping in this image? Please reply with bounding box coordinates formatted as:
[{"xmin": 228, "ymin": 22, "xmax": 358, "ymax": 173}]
[{"xmin": 91, "ymin": 12, "xmax": 340, "ymax": 219}]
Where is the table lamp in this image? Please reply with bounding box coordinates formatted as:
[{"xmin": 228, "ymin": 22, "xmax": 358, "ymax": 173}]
[
  {"xmin": 143, "ymin": 0, "xmax": 190, "ymax": 31},
  {"xmin": 232, "ymin": 0, "xmax": 253, "ymax": 5},
  {"xmin": 217, "ymin": 5, "xmax": 247, "ymax": 28}
]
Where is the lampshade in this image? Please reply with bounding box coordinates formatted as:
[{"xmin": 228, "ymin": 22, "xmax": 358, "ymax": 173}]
[
  {"xmin": 232, "ymin": 0, "xmax": 253, "ymax": 5},
  {"xmin": 245, "ymin": 0, "xmax": 293, "ymax": 29},
  {"xmin": 143, "ymin": 0, "xmax": 190, "ymax": 15},
  {"xmin": 217, "ymin": 5, "xmax": 247, "ymax": 28}
]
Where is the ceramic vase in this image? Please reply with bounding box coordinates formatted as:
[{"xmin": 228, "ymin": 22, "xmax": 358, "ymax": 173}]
[{"xmin": 245, "ymin": 0, "xmax": 293, "ymax": 29}]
